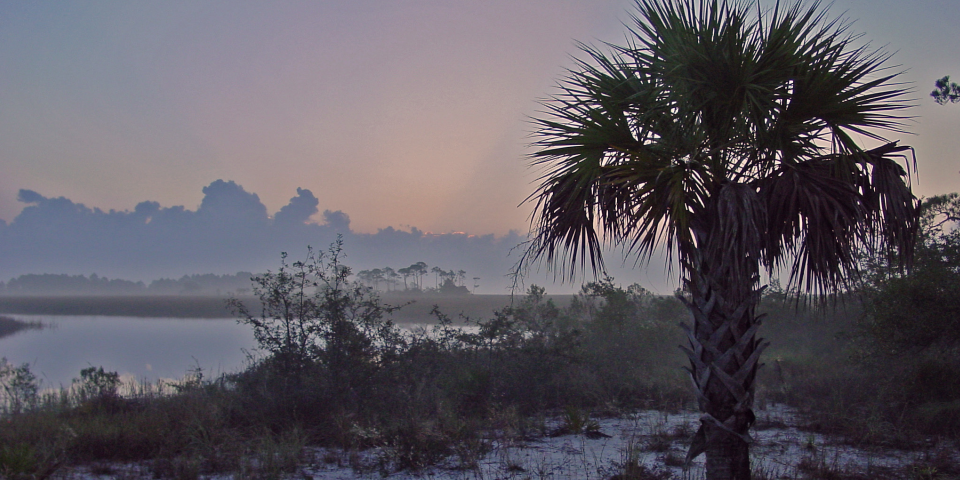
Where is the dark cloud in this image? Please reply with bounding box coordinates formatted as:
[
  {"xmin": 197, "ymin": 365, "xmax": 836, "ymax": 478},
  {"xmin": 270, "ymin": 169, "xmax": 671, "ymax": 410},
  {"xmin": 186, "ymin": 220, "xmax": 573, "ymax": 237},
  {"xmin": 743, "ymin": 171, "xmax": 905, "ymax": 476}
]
[
  {"xmin": 274, "ymin": 188, "xmax": 318, "ymax": 226},
  {"xmin": 0, "ymin": 180, "xmax": 673, "ymax": 293},
  {"xmin": 17, "ymin": 189, "xmax": 45, "ymax": 204},
  {"xmin": 322, "ymin": 209, "xmax": 350, "ymax": 232},
  {"xmin": 0, "ymin": 181, "xmax": 527, "ymax": 292},
  {"xmin": 197, "ymin": 180, "xmax": 269, "ymax": 227}
]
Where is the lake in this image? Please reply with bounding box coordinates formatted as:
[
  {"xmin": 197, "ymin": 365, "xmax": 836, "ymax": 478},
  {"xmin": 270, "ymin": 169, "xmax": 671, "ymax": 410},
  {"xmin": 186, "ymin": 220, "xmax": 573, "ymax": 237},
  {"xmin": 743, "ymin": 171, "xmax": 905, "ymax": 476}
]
[
  {"xmin": 0, "ymin": 315, "xmax": 477, "ymax": 389},
  {"xmin": 0, "ymin": 315, "xmax": 258, "ymax": 388}
]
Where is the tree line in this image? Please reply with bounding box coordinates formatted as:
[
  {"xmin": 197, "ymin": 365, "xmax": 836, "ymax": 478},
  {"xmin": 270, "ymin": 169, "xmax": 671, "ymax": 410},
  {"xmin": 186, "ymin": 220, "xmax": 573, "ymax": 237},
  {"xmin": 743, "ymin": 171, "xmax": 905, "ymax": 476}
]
[
  {"xmin": 1, "ymin": 265, "xmax": 474, "ymax": 296},
  {"xmin": 0, "ymin": 272, "xmax": 255, "ymax": 296},
  {"xmin": 355, "ymin": 263, "xmax": 470, "ymax": 294}
]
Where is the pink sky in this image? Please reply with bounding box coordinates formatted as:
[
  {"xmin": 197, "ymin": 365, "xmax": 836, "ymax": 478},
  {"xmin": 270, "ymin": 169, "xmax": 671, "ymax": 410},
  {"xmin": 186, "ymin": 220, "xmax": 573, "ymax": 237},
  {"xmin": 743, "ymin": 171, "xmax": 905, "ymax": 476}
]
[{"xmin": 1, "ymin": 0, "xmax": 958, "ymax": 236}]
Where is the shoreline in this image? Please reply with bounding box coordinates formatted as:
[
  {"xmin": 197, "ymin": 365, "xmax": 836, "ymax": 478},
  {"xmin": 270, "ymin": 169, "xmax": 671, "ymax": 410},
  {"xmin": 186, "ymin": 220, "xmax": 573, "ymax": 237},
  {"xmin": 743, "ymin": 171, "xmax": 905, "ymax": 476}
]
[{"xmin": 0, "ymin": 294, "xmax": 575, "ymax": 322}]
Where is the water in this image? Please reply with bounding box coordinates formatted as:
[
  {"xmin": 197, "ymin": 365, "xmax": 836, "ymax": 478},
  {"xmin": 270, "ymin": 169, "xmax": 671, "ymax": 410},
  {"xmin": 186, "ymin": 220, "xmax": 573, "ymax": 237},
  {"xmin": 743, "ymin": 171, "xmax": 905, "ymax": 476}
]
[
  {"xmin": 0, "ymin": 315, "xmax": 258, "ymax": 388},
  {"xmin": 0, "ymin": 315, "xmax": 476, "ymax": 388}
]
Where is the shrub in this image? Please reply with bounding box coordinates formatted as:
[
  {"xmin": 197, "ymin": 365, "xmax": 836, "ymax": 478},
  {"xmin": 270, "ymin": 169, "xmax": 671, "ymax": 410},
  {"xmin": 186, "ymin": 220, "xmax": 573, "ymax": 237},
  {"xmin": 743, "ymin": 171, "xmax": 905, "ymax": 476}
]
[{"xmin": 0, "ymin": 358, "xmax": 38, "ymax": 415}]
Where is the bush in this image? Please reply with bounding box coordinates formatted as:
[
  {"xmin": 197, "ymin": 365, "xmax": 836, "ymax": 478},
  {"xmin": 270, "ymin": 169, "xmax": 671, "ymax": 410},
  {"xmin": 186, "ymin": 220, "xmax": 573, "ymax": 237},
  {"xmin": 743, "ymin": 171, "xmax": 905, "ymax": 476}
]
[
  {"xmin": 1, "ymin": 240, "xmax": 700, "ymax": 476},
  {"xmin": 0, "ymin": 358, "xmax": 38, "ymax": 415}
]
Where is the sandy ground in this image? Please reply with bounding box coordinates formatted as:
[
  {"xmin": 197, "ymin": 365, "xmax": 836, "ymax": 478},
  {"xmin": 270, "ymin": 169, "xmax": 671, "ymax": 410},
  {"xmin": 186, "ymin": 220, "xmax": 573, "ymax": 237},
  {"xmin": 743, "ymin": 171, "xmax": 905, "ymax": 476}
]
[{"xmin": 56, "ymin": 404, "xmax": 956, "ymax": 479}]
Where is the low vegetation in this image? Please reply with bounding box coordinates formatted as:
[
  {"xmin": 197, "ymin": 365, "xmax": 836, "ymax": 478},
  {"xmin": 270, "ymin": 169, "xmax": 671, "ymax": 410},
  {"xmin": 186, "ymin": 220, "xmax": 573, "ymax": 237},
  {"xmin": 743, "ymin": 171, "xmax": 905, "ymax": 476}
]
[
  {"xmin": 0, "ymin": 315, "xmax": 43, "ymax": 339},
  {"xmin": 2, "ymin": 220, "xmax": 959, "ymax": 478}
]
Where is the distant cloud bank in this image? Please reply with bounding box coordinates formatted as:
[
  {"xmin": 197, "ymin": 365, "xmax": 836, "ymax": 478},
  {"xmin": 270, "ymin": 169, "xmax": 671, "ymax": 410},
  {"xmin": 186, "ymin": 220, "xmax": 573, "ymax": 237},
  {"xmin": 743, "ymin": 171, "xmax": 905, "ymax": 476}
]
[{"xmin": 0, "ymin": 180, "xmax": 530, "ymax": 293}]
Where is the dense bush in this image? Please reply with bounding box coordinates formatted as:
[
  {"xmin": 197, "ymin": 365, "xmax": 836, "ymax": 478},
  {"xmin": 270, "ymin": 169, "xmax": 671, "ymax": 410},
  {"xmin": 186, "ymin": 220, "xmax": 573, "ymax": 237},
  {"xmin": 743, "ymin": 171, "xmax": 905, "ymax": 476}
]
[
  {"xmin": 225, "ymin": 245, "xmax": 690, "ymax": 439},
  {"xmin": 749, "ymin": 194, "xmax": 960, "ymax": 441}
]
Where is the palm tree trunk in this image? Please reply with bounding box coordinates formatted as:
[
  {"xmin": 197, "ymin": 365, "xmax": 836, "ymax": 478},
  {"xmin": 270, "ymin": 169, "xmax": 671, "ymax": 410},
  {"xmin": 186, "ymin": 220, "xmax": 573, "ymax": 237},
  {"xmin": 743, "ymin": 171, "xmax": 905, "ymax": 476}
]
[{"xmin": 680, "ymin": 257, "xmax": 768, "ymax": 480}]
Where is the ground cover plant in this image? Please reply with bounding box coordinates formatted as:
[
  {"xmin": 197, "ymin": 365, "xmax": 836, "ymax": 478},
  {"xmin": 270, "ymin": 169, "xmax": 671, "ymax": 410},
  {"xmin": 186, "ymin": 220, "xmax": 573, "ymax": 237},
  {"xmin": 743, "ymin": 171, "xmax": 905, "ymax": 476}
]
[
  {"xmin": 0, "ymin": 239, "xmax": 693, "ymax": 478},
  {"xmin": 1, "ymin": 250, "xmax": 958, "ymax": 477}
]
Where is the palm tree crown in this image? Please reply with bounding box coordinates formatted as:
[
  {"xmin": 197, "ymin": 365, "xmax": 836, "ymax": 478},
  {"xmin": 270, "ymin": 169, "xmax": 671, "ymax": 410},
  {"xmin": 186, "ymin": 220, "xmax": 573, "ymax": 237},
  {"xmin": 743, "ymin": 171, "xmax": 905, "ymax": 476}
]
[{"xmin": 527, "ymin": 0, "xmax": 917, "ymax": 294}]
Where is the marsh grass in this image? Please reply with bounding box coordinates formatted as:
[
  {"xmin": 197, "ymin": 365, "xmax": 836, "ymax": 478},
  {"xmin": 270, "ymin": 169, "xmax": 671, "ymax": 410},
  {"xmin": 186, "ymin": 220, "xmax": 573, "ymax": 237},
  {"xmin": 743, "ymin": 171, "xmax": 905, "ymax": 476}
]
[
  {"xmin": 2, "ymin": 263, "xmax": 959, "ymax": 477},
  {"xmin": 0, "ymin": 270, "xmax": 693, "ymax": 478},
  {"xmin": 0, "ymin": 315, "xmax": 44, "ymax": 339}
]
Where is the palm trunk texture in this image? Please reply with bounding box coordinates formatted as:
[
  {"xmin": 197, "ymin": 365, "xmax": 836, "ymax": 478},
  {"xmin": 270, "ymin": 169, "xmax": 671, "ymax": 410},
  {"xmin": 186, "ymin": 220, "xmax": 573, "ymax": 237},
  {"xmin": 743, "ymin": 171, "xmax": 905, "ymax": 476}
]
[{"xmin": 680, "ymin": 254, "xmax": 768, "ymax": 480}]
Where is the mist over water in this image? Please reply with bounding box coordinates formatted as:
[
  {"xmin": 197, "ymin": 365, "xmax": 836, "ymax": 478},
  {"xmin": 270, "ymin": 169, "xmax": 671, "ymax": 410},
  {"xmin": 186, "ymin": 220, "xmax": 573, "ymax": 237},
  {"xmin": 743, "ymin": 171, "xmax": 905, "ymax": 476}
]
[{"xmin": 0, "ymin": 180, "xmax": 673, "ymax": 294}]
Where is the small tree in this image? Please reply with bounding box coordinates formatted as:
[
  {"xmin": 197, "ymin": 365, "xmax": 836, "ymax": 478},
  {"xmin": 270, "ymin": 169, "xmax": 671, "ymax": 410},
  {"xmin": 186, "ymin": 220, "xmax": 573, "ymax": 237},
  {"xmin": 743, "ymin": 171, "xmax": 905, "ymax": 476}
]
[
  {"xmin": 228, "ymin": 237, "xmax": 401, "ymax": 389},
  {"xmin": 0, "ymin": 358, "xmax": 38, "ymax": 414}
]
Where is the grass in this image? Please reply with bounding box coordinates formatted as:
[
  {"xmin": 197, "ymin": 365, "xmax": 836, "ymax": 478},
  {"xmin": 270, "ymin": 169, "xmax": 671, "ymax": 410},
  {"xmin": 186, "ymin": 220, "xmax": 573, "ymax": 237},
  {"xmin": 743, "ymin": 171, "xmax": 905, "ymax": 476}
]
[
  {"xmin": 0, "ymin": 315, "xmax": 43, "ymax": 339},
  {"xmin": 0, "ymin": 278, "xmax": 691, "ymax": 478},
  {"xmin": 2, "ymin": 277, "xmax": 958, "ymax": 478}
]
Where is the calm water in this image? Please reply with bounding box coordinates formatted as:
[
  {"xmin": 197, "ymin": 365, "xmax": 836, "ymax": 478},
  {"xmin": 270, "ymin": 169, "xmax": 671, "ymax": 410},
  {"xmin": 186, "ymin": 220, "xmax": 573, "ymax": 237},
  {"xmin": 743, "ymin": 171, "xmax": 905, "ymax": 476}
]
[
  {"xmin": 0, "ymin": 315, "xmax": 473, "ymax": 389},
  {"xmin": 0, "ymin": 315, "xmax": 258, "ymax": 388}
]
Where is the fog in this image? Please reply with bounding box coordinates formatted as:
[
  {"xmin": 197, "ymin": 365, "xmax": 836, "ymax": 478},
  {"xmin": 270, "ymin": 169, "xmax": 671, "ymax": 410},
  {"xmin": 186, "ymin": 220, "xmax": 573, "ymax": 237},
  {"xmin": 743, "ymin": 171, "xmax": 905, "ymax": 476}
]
[{"xmin": 0, "ymin": 180, "xmax": 673, "ymax": 294}]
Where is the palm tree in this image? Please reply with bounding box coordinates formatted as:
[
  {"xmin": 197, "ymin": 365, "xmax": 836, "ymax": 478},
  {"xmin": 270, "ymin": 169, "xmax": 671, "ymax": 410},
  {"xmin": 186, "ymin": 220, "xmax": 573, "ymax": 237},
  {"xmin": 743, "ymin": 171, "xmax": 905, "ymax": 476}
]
[{"xmin": 523, "ymin": 1, "xmax": 919, "ymax": 479}]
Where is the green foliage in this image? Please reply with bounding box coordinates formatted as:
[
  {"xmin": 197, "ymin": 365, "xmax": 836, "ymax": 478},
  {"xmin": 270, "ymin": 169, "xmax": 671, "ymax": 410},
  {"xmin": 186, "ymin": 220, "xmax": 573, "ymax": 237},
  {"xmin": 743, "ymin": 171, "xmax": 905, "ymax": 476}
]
[
  {"xmin": 0, "ymin": 244, "xmax": 689, "ymax": 475},
  {"xmin": 751, "ymin": 197, "xmax": 960, "ymax": 441},
  {"xmin": 525, "ymin": 0, "xmax": 917, "ymax": 296},
  {"xmin": 862, "ymin": 194, "xmax": 960, "ymax": 352},
  {"xmin": 0, "ymin": 443, "xmax": 38, "ymax": 478}
]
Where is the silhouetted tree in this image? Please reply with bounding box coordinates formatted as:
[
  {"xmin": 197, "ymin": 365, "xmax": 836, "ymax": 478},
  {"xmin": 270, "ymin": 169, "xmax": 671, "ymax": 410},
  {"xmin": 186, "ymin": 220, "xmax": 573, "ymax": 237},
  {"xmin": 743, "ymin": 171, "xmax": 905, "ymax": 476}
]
[
  {"xmin": 523, "ymin": 1, "xmax": 918, "ymax": 478},
  {"xmin": 932, "ymin": 76, "xmax": 960, "ymax": 105},
  {"xmin": 397, "ymin": 267, "xmax": 412, "ymax": 290}
]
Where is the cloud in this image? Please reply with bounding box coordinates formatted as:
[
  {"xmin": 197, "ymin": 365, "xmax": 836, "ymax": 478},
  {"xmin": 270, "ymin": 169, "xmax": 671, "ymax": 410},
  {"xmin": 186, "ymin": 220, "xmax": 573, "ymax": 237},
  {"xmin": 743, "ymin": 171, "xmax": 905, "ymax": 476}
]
[
  {"xmin": 274, "ymin": 187, "xmax": 318, "ymax": 226},
  {"xmin": 197, "ymin": 180, "xmax": 269, "ymax": 227},
  {"xmin": 322, "ymin": 209, "xmax": 350, "ymax": 232},
  {"xmin": 0, "ymin": 180, "xmax": 674, "ymax": 293},
  {"xmin": 17, "ymin": 189, "xmax": 46, "ymax": 204},
  {"xmin": 0, "ymin": 180, "xmax": 536, "ymax": 292}
]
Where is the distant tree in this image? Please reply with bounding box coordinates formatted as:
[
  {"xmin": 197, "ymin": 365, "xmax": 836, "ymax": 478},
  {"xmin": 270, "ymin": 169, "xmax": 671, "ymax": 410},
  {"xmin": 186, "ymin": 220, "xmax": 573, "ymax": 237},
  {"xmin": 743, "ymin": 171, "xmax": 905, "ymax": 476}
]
[
  {"xmin": 409, "ymin": 262, "xmax": 429, "ymax": 290},
  {"xmin": 370, "ymin": 268, "xmax": 384, "ymax": 291},
  {"xmin": 438, "ymin": 278, "xmax": 470, "ymax": 295},
  {"xmin": 382, "ymin": 267, "xmax": 399, "ymax": 291},
  {"xmin": 397, "ymin": 267, "xmax": 412, "ymax": 290},
  {"xmin": 436, "ymin": 269, "xmax": 452, "ymax": 287},
  {"xmin": 932, "ymin": 76, "xmax": 960, "ymax": 105}
]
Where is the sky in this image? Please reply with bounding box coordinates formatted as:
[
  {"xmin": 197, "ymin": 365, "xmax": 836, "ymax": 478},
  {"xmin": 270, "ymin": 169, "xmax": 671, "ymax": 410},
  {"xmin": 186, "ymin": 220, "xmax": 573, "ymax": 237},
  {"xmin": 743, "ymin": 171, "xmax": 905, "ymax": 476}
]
[{"xmin": 1, "ymin": 0, "xmax": 958, "ymax": 292}]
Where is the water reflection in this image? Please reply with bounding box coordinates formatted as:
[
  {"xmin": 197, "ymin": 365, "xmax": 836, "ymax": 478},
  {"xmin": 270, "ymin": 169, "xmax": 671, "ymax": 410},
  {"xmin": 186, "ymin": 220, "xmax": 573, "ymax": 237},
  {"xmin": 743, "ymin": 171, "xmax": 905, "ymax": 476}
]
[{"xmin": 0, "ymin": 315, "xmax": 258, "ymax": 388}]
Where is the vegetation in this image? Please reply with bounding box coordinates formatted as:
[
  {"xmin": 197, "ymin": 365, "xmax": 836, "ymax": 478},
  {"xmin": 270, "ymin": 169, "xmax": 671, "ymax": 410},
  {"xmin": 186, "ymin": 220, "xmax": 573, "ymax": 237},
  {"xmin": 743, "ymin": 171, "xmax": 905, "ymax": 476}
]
[
  {"xmin": 356, "ymin": 263, "xmax": 470, "ymax": 293},
  {"xmin": 0, "ymin": 316, "xmax": 43, "ymax": 339},
  {"xmin": 523, "ymin": 1, "xmax": 917, "ymax": 478},
  {"xmin": 932, "ymin": 76, "xmax": 960, "ymax": 105},
  {"xmin": 0, "ymin": 240, "xmax": 692, "ymax": 478},
  {"xmin": 0, "ymin": 272, "xmax": 255, "ymax": 296},
  {"xmin": 1, "ymin": 231, "xmax": 959, "ymax": 477}
]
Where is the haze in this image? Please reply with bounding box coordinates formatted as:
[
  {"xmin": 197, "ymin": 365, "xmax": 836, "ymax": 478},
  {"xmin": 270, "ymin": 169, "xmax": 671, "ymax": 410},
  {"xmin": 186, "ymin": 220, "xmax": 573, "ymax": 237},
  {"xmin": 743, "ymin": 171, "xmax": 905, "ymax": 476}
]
[{"xmin": 1, "ymin": 1, "xmax": 957, "ymax": 291}]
